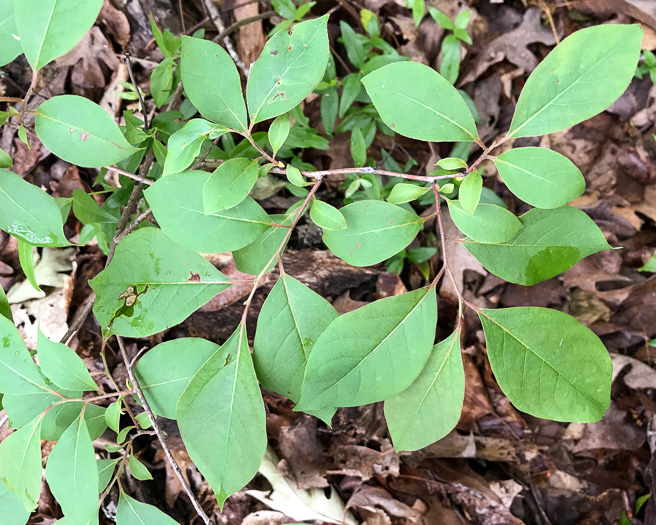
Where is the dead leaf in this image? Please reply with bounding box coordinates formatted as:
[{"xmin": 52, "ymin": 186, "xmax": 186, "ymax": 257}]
[
  {"xmin": 99, "ymin": 0, "xmax": 131, "ymax": 47},
  {"xmin": 346, "ymin": 487, "xmax": 420, "ymax": 520},
  {"xmin": 7, "ymin": 247, "xmax": 74, "ymax": 304},
  {"xmin": 578, "ymin": 0, "xmax": 656, "ymax": 30}
]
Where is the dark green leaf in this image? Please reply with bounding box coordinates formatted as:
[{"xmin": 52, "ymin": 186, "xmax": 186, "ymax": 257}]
[
  {"xmin": 0, "ymin": 147, "xmax": 13, "ymax": 168},
  {"xmin": 150, "ymin": 57, "xmax": 174, "ymax": 108},
  {"xmin": 72, "ymin": 189, "xmax": 119, "ymax": 225},
  {"xmin": 320, "ymin": 87, "xmax": 338, "ymax": 136},
  {"xmin": 339, "ymin": 21, "xmax": 366, "ymax": 68},
  {"xmin": 350, "ymin": 127, "xmax": 366, "ymax": 167}
]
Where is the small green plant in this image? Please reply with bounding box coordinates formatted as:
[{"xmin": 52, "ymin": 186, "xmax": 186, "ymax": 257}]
[
  {"xmin": 635, "ymin": 49, "xmax": 656, "ymax": 84},
  {"xmin": 428, "ymin": 7, "xmax": 472, "ymax": 84},
  {"xmin": 0, "ymin": 1, "xmax": 646, "ymax": 523}
]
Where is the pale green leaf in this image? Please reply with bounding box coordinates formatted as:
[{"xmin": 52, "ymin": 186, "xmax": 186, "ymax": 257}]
[
  {"xmin": 350, "ymin": 127, "xmax": 366, "ymax": 167},
  {"xmin": 97, "ymin": 459, "xmax": 118, "ymax": 493},
  {"xmin": 254, "ymin": 275, "xmax": 338, "ymax": 405},
  {"xmin": 247, "ymin": 16, "xmax": 330, "ymax": 124},
  {"xmin": 0, "ymin": 285, "xmax": 12, "ymax": 322},
  {"xmin": 384, "ymin": 328, "xmax": 463, "ymax": 452},
  {"xmin": 0, "ymin": 479, "xmax": 30, "ymax": 525},
  {"xmin": 310, "ymin": 200, "xmax": 347, "ymax": 230},
  {"xmin": 105, "ymin": 401, "xmax": 122, "ymax": 433},
  {"xmin": 0, "ymin": 169, "xmax": 68, "ymax": 246},
  {"xmin": 233, "ymin": 215, "xmax": 291, "ymax": 275},
  {"xmin": 162, "ymin": 119, "xmax": 228, "ymax": 177},
  {"xmin": 322, "ymin": 200, "xmax": 424, "ymax": 266},
  {"xmin": 362, "ymin": 61, "xmax": 478, "ymax": 142},
  {"xmin": 17, "ymin": 239, "xmax": 40, "ymax": 293},
  {"xmin": 464, "ymin": 206, "xmax": 611, "ymax": 285},
  {"xmin": 0, "ymin": 2, "xmax": 22, "ymax": 67},
  {"xmin": 37, "ymin": 327, "xmax": 96, "ymax": 391},
  {"xmin": 509, "ymin": 24, "xmax": 643, "ymax": 138},
  {"xmin": 180, "ymin": 36, "xmax": 248, "ymax": 130},
  {"xmin": 128, "ymin": 455, "xmax": 152, "ymax": 481},
  {"xmin": 203, "ymin": 158, "xmax": 259, "ymax": 212},
  {"xmin": 479, "ymin": 307, "xmax": 611, "ymax": 421},
  {"xmin": 269, "ymin": 114, "xmax": 291, "ymax": 156},
  {"xmin": 639, "ymin": 253, "xmax": 656, "ymax": 273},
  {"xmin": 89, "ymin": 228, "xmax": 232, "ymax": 338},
  {"xmin": 0, "ymin": 315, "xmax": 49, "ymax": 394},
  {"xmin": 14, "ymin": 0, "xmax": 103, "ymax": 71},
  {"xmin": 286, "ymin": 164, "xmax": 306, "ymax": 187},
  {"xmin": 116, "ymin": 492, "xmax": 178, "ymax": 525},
  {"xmin": 447, "ymin": 200, "xmax": 521, "ymax": 243},
  {"xmin": 145, "ymin": 171, "xmax": 272, "ymax": 254},
  {"xmin": 436, "ymin": 157, "xmax": 467, "ymax": 170},
  {"xmin": 458, "ymin": 170, "xmax": 482, "ymax": 215},
  {"xmin": 297, "ymin": 287, "xmax": 437, "ymax": 413},
  {"xmin": 45, "ymin": 415, "xmax": 98, "ymax": 521},
  {"xmin": 493, "ymin": 147, "xmax": 585, "ymax": 208},
  {"xmin": 135, "ymin": 412, "xmax": 151, "ymax": 429},
  {"xmin": 135, "ymin": 338, "xmax": 219, "ymax": 419},
  {"xmin": 387, "ymin": 183, "xmax": 430, "ymax": 205},
  {"xmin": 178, "ymin": 324, "xmax": 266, "ymax": 508},
  {"xmin": 0, "ymin": 147, "xmax": 13, "ymax": 168}
]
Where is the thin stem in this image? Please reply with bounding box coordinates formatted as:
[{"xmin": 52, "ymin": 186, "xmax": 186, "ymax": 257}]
[
  {"xmin": 104, "ymin": 165, "xmax": 154, "ymax": 185},
  {"xmin": 124, "ymin": 53, "xmax": 149, "ymax": 129},
  {"xmin": 269, "ymin": 166, "xmax": 459, "ymax": 183},
  {"xmin": 113, "ymin": 208, "xmax": 153, "ymax": 246},
  {"xmin": 245, "ymin": 133, "xmax": 277, "ymax": 164},
  {"xmin": 18, "ymin": 71, "xmax": 38, "ymax": 124},
  {"xmin": 116, "ymin": 336, "xmax": 213, "ymax": 525},
  {"xmin": 60, "ymin": 291, "xmax": 96, "ymax": 344},
  {"xmin": 0, "ymin": 96, "xmax": 23, "ymax": 103},
  {"xmin": 433, "ymin": 185, "xmax": 463, "ymax": 303},
  {"xmin": 215, "ymin": 11, "xmax": 276, "ymax": 42}
]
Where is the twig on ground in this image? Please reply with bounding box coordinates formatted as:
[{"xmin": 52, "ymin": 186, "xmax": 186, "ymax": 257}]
[{"xmin": 60, "ymin": 292, "xmax": 96, "ymax": 344}]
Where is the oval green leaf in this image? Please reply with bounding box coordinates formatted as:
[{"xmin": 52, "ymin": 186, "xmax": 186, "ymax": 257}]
[
  {"xmin": 464, "ymin": 206, "xmax": 611, "ymax": 286},
  {"xmin": 89, "ymin": 228, "xmax": 233, "ymax": 338},
  {"xmin": 269, "ymin": 113, "xmax": 291, "ymax": 156},
  {"xmin": 35, "ymin": 95, "xmax": 139, "ymax": 167},
  {"xmin": 384, "ymin": 327, "xmax": 463, "ymax": 452},
  {"xmin": 458, "ymin": 170, "xmax": 482, "ymax": 215},
  {"xmin": 322, "ymin": 200, "xmax": 423, "ymax": 266},
  {"xmin": 177, "ymin": 325, "xmax": 266, "ymax": 508},
  {"xmin": 310, "ymin": 199, "xmax": 347, "ymax": 230},
  {"xmin": 203, "ymin": 158, "xmax": 259, "ymax": 212},
  {"xmin": 493, "ymin": 147, "xmax": 585, "ymax": 209},
  {"xmin": 247, "ymin": 16, "xmax": 330, "ymax": 124},
  {"xmin": 447, "ymin": 200, "xmax": 521, "ymax": 243},
  {"xmin": 296, "ymin": 287, "xmax": 437, "ymax": 413},
  {"xmin": 128, "ymin": 455, "xmax": 153, "ymax": 481},
  {"xmin": 479, "ymin": 307, "xmax": 611, "ymax": 422},
  {"xmin": 117, "ymin": 492, "xmax": 178, "ymax": 525},
  {"xmin": 162, "ymin": 119, "xmax": 228, "ymax": 177},
  {"xmin": 145, "ymin": 171, "xmax": 272, "ymax": 253},
  {"xmin": 37, "ymin": 327, "xmax": 97, "ymax": 391},
  {"xmin": 509, "ymin": 24, "xmax": 643, "ymax": 138},
  {"xmin": 387, "ymin": 183, "xmax": 430, "ymax": 205},
  {"xmin": 180, "ymin": 36, "xmax": 248, "ymax": 130},
  {"xmin": 362, "ymin": 61, "xmax": 478, "ymax": 142}
]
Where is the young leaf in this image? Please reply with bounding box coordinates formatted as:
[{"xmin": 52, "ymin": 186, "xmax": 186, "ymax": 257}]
[
  {"xmin": 254, "ymin": 275, "xmax": 338, "ymax": 404},
  {"xmin": 310, "ymin": 199, "xmax": 347, "ymax": 230},
  {"xmin": 135, "ymin": 338, "xmax": 219, "ymax": 419},
  {"xmin": 105, "ymin": 400, "xmax": 122, "ymax": 433},
  {"xmin": 0, "ymin": 169, "xmax": 68, "ymax": 246},
  {"xmin": 45, "ymin": 415, "xmax": 98, "ymax": 522},
  {"xmin": 286, "ymin": 164, "xmax": 306, "ymax": 187},
  {"xmin": 0, "ymin": 415, "xmax": 43, "ymax": 512},
  {"xmin": 439, "ymin": 35, "xmax": 461, "ymax": 84},
  {"xmin": 180, "ymin": 36, "xmax": 248, "ymax": 130},
  {"xmin": 479, "ymin": 307, "xmax": 611, "ymax": 422},
  {"xmin": 0, "ymin": 147, "xmax": 13, "ymax": 168},
  {"xmin": 411, "ymin": 0, "xmax": 425, "ymax": 26},
  {"xmin": 89, "ymin": 228, "xmax": 233, "ymax": 338},
  {"xmin": 0, "ymin": 2, "xmax": 22, "ymax": 67},
  {"xmin": 162, "ymin": 119, "xmax": 228, "ymax": 177},
  {"xmin": 339, "ymin": 21, "xmax": 366, "ymax": 69},
  {"xmin": 436, "ymin": 157, "xmax": 467, "ymax": 170},
  {"xmin": 464, "ymin": 206, "xmax": 611, "ymax": 286},
  {"xmin": 72, "ymin": 189, "xmax": 119, "ymax": 225},
  {"xmin": 177, "ymin": 324, "xmax": 267, "ymax": 508},
  {"xmin": 203, "ymin": 158, "xmax": 259, "ymax": 212},
  {"xmin": 128, "ymin": 455, "xmax": 153, "ymax": 481},
  {"xmin": 116, "ymin": 492, "xmax": 178, "ymax": 525},
  {"xmin": 150, "ymin": 57, "xmax": 174, "ymax": 108},
  {"xmin": 269, "ymin": 113, "xmax": 291, "ymax": 156},
  {"xmin": 384, "ymin": 327, "xmax": 463, "ymax": 452},
  {"xmin": 350, "ymin": 127, "xmax": 366, "ymax": 167},
  {"xmin": 297, "ymin": 287, "xmax": 437, "ymax": 413},
  {"xmin": 0, "ymin": 479, "xmax": 30, "ymax": 525},
  {"xmin": 14, "ymin": 0, "xmax": 103, "ymax": 71},
  {"xmin": 247, "ymin": 16, "xmax": 330, "ymax": 123},
  {"xmin": 233, "ymin": 214, "xmax": 291, "ymax": 275},
  {"xmin": 387, "ymin": 183, "xmax": 430, "ymax": 204},
  {"xmin": 322, "ymin": 200, "xmax": 424, "ymax": 266},
  {"xmin": 509, "ymin": 24, "xmax": 643, "ymax": 138},
  {"xmin": 0, "ymin": 315, "xmax": 49, "ymax": 394},
  {"xmin": 17, "ymin": 239, "xmax": 41, "ymax": 292},
  {"xmin": 493, "ymin": 147, "xmax": 585, "ymax": 209},
  {"xmin": 145, "ymin": 171, "xmax": 271, "ymax": 253},
  {"xmin": 135, "ymin": 412, "xmax": 151, "ymax": 429},
  {"xmin": 362, "ymin": 61, "xmax": 478, "ymax": 142},
  {"xmin": 35, "ymin": 96, "xmax": 139, "ymax": 167},
  {"xmin": 0, "ymin": 285, "xmax": 12, "ymax": 322},
  {"xmin": 639, "ymin": 254, "xmax": 656, "ymax": 273},
  {"xmin": 339, "ymin": 73, "xmax": 362, "ymax": 118},
  {"xmin": 428, "ymin": 7, "xmax": 454, "ymax": 29},
  {"xmin": 37, "ymin": 327, "xmax": 96, "ymax": 391},
  {"xmin": 447, "ymin": 201, "xmax": 521, "ymax": 243},
  {"xmin": 320, "ymin": 87, "xmax": 338, "ymax": 136},
  {"xmin": 458, "ymin": 170, "xmax": 482, "ymax": 215}
]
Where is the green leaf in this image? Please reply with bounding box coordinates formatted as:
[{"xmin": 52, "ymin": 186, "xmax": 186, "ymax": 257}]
[
  {"xmin": 37, "ymin": 327, "xmax": 96, "ymax": 391},
  {"xmin": 247, "ymin": 16, "xmax": 330, "ymax": 124},
  {"xmin": 97, "ymin": 459, "xmax": 118, "ymax": 493},
  {"xmin": 384, "ymin": 327, "xmax": 463, "ymax": 452},
  {"xmin": 177, "ymin": 324, "xmax": 266, "ymax": 508},
  {"xmin": 509, "ymin": 25, "xmax": 643, "ymax": 138},
  {"xmin": 72, "ymin": 189, "xmax": 119, "ymax": 225},
  {"xmin": 479, "ymin": 307, "xmax": 611, "ymax": 422},
  {"xmin": 89, "ymin": 228, "xmax": 232, "ymax": 338},
  {"xmin": 0, "ymin": 479, "xmax": 30, "ymax": 525},
  {"xmin": 493, "ymin": 147, "xmax": 585, "ymax": 209},
  {"xmin": 339, "ymin": 21, "xmax": 366, "ymax": 69},
  {"xmin": 310, "ymin": 199, "xmax": 347, "ymax": 230},
  {"xmin": 269, "ymin": 114, "xmax": 291, "ymax": 156},
  {"xmin": 0, "ymin": 415, "xmax": 42, "ymax": 511},
  {"xmin": 440, "ymin": 35, "xmax": 461, "ymax": 84},
  {"xmin": 150, "ymin": 57, "xmax": 174, "ymax": 108},
  {"xmin": 0, "ymin": 285, "xmax": 12, "ymax": 322},
  {"xmin": 387, "ymin": 183, "xmax": 430, "ymax": 204},
  {"xmin": 0, "ymin": 315, "xmax": 49, "ymax": 394},
  {"xmin": 233, "ymin": 215, "xmax": 291, "ymax": 275},
  {"xmin": 639, "ymin": 253, "xmax": 656, "ymax": 273},
  {"xmin": 254, "ymin": 275, "xmax": 338, "ymax": 405},
  {"xmin": 322, "ymin": 200, "xmax": 423, "ymax": 266},
  {"xmin": 412, "ymin": 0, "xmax": 425, "ymax": 26},
  {"xmin": 286, "ymin": 164, "xmax": 306, "ymax": 187},
  {"xmin": 180, "ymin": 36, "xmax": 248, "ymax": 130},
  {"xmin": 428, "ymin": 7, "xmax": 453, "ymax": 30},
  {"xmin": 458, "ymin": 170, "xmax": 482, "ymax": 215},
  {"xmin": 45, "ymin": 414, "xmax": 98, "ymax": 522},
  {"xmin": 0, "ymin": 147, "xmax": 13, "ymax": 168},
  {"xmin": 135, "ymin": 338, "xmax": 219, "ymax": 419},
  {"xmin": 0, "ymin": 2, "xmax": 22, "ymax": 67},
  {"xmin": 436, "ymin": 157, "xmax": 467, "ymax": 170},
  {"xmin": 128, "ymin": 455, "xmax": 152, "ymax": 481},
  {"xmin": 146, "ymin": 171, "xmax": 271, "ymax": 253},
  {"xmin": 17, "ymin": 239, "xmax": 41, "ymax": 292},
  {"xmin": 135, "ymin": 412, "xmax": 151, "ymax": 429},
  {"xmin": 350, "ymin": 127, "xmax": 366, "ymax": 167},
  {"xmin": 464, "ymin": 206, "xmax": 611, "ymax": 285},
  {"xmin": 105, "ymin": 400, "xmax": 122, "ymax": 433},
  {"xmin": 362, "ymin": 61, "xmax": 478, "ymax": 142},
  {"xmin": 162, "ymin": 119, "xmax": 228, "ymax": 177},
  {"xmin": 0, "ymin": 169, "xmax": 68, "ymax": 246},
  {"xmin": 447, "ymin": 200, "xmax": 521, "ymax": 243},
  {"xmin": 14, "ymin": 0, "xmax": 103, "ymax": 71},
  {"xmin": 454, "ymin": 10, "xmax": 470, "ymax": 29},
  {"xmin": 116, "ymin": 492, "xmax": 178, "ymax": 525},
  {"xmin": 272, "ymin": 0, "xmax": 296, "ymax": 19},
  {"xmin": 203, "ymin": 158, "xmax": 259, "ymax": 212},
  {"xmin": 35, "ymin": 95, "xmax": 139, "ymax": 167},
  {"xmin": 320, "ymin": 87, "xmax": 338, "ymax": 136},
  {"xmin": 297, "ymin": 287, "xmax": 437, "ymax": 414},
  {"xmin": 339, "ymin": 73, "xmax": 362, "ymax": 118}
]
